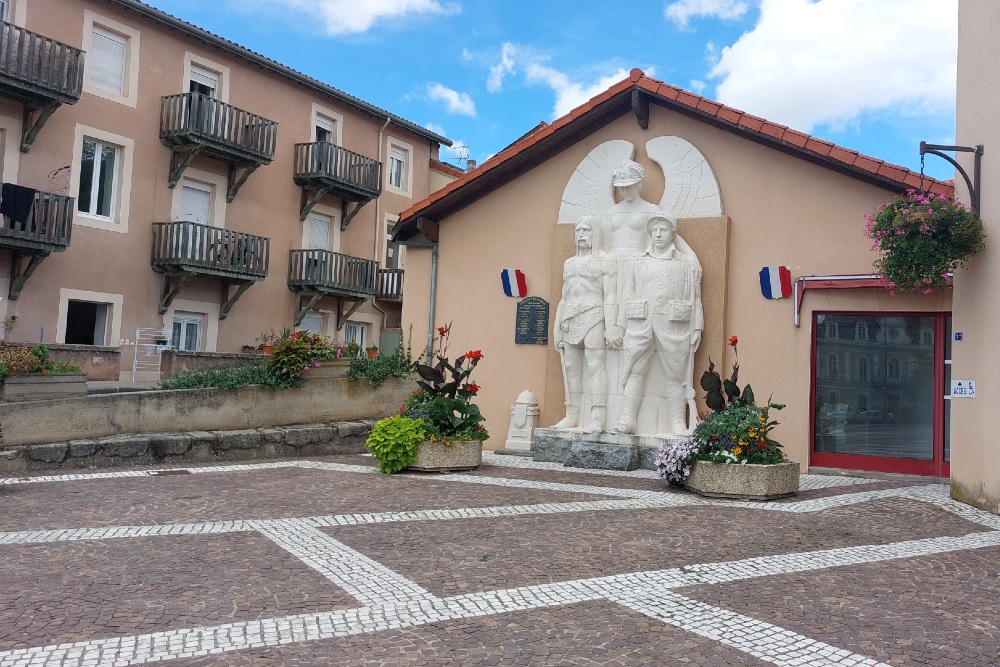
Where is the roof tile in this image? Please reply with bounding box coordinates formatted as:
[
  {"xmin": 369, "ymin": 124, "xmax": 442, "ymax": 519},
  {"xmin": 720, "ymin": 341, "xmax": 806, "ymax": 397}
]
[
  {"xmin": 804, "ymin": 138, "xmax": 834, "ymax": 157},
  {"xmin": 716, "ymin": 107, "xmax": 743, "ymax": 124},
  {"xmin": 739, "ymin": 115, "xmax": 765, "ymax": 132},
  {"xmin": 760, "ymin": 122, "xmax": 786, "ymax": 139}
]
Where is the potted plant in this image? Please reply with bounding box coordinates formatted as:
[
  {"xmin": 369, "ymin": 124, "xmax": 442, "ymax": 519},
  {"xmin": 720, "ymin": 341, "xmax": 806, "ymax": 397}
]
[
  {"xmin": 255, "ymin": 329, "xmax": 281, "ymax": 354},
  {"xmin": 865, "ymin": 189, "xmax": 985, "ymax": 294},
  {"xmin": 0, "ymin": 343, "xmax": 85, "ymax": 402},
  {"xmin": 365, "ymin": 322, "xmax": 488, "ymax": 473},
  {"xmin": 366, "ymin": 344, "xmax": 379, "ymax": 359},
  {"xmin": 655, "ymin": 335, "xmax": 797, "ymax": 500}
]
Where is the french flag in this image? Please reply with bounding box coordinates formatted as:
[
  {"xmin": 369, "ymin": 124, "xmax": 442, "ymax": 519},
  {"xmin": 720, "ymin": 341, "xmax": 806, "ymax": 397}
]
[
  {"xmin": 500, "ymin": 269, "xmax": 527, "ymax": 297},
  {"xmin": 759, "ymin": 266, "xmax": 792, "ymax": 299}
]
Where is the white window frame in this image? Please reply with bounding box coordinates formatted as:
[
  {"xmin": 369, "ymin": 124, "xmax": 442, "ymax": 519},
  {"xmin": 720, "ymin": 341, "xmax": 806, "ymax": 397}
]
[
  {"xmin": 70, "ymin": 125, "xmax": 134, "ymax": 233},
  {"xmin": 183, "ymin": 52, "xmax": 230, "ymax": 102},
  {"xmin": 161, "ymin": 299, "xmax": 220, "ymax": 352},
  {"xmin": 0, "ymin": 0, "xmax": 25, "ymax": 26},
  {"xmin": 171, "ymin": 311, "xmax": 204, "ymax": 352},
  {"xmin": 385, "ymin": 136, "xmax": 413, "ymax": 196},
  {"xmin": 82, "ymin": 11, "xmax": 140, "ymax": 108},
  {"xmin": 300, "ymin": 202, "xmax": 341, "ymax": 252},
  {"xmin": 170, "ymin": 167, "xmax": 227, "ymax": 229},
  {"xmin": 311, "ymin": 103, "xmax": 343, "ymax": 144},
  {"xmin": 383, "ymin": 213, "xmax": 403, "ymax": 270},
  {"xmin": 77, "ymin": 137, "xmax": 118, "ymax": 219},
  {"xmin": 56, "ymin": 289, "xmax": 123, "ymax": 346}
]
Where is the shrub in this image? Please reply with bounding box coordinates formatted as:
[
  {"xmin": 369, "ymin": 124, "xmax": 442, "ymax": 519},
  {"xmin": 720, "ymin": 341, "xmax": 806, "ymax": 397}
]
[
  {"xmin": 365, "ymin": 415, "xmax": 427, "ymax": 474},
  {"xmin": 158, "ymin": 362, "xmax": 279, "ymax": 390},
  {"xmin": 0, "ymin": 343, "xmax": 81, "ymax": 384}
]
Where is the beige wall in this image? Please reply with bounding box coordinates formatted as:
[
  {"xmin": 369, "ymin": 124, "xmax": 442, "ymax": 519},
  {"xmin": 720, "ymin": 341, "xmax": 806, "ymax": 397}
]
[
  {"xmin": 0, "ymin": 0, "xmax": 440, "ymax": 372},
  {"xmin": 951, "ymin": 0, "xmax": 999, "ymax": 512},
  {"xmin": 402, "ymin": 107, "xmax": 951, "ymax": 466}
]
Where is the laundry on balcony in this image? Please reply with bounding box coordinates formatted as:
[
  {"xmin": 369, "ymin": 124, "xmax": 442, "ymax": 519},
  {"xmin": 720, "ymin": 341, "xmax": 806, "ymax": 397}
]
[{"xmin": 0, "ymin": 183, "xmax": 37, "ymax": 229}]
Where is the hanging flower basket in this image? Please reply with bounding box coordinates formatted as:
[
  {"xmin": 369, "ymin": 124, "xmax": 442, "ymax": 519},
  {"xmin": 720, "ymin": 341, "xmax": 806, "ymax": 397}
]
[{"xmin": 865, "ymin": 189, "xmax": 985, "ymax": 294}]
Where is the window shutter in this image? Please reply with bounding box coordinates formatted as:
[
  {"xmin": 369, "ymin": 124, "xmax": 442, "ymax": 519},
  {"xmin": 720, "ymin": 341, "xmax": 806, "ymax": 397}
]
[
  {"xmin": 90, "ymin": 28, "xmax": 126, "ymax": 94},
  {"xmin": 307, "ymin": 214, "xmax": 331, "ymax": 250},
  {"xmin": 180, "ymin": 182, "xmax": 212, "ymax": 224},
  {"xmin": 315, "ymin": 116, "xmax": 335, "ymax": 143},
  {"xmin": 189, "ymin": 65, "xmax": 218, "ymax": 96}
]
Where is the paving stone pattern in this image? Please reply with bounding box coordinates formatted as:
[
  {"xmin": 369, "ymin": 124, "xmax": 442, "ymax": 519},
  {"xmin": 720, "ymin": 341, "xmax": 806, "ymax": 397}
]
[{"xmin": 0, "ymin": 454, "xmax": 997, "ymax": 666}]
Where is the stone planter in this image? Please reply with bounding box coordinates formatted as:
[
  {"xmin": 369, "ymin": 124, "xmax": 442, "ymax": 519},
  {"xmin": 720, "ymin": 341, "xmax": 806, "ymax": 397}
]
[
  {"xmin": 1, "ymin": 373, "xmax": 87, "ymax": 403},
  {"xmin": 407, "ymin": 440, "xmax": 482, "ymax": 472},
  {"xmin": 684, "ymin": 460, "xmax": 799, "ymax": 501},
  {"xmin": 304, "ymin": 358, "xmax": 351, "ymax": 380}
]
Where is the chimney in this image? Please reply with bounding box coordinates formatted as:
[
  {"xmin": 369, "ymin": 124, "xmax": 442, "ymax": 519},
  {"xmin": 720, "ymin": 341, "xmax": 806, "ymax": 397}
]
[{"xmin": 466, "ymin": 159, "xmax": 477, "ymax": 172}]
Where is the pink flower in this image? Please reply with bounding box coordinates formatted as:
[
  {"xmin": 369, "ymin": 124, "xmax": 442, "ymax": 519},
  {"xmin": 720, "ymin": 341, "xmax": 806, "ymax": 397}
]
[{"xmin": 303, "ymin": 366, "xmax": 310, "ymax": 372}]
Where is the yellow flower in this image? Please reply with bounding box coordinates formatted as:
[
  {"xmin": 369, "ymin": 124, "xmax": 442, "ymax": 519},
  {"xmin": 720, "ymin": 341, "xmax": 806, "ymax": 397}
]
[{"xmin": 733, "ymin": 446, "xmax": 743, "ymax": 455}]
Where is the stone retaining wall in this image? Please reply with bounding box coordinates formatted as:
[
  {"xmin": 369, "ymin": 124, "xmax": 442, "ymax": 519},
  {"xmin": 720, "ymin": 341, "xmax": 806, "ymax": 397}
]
[
  {"xmin": 159, "ymin": 350, "xmax": 262, "ymax": 379},
  {"xmin": 0, "ymin": 420, "xmax": 374, "ymax": 473},
  {"xmin": 6, "ymin": 342, "xmax": 122, "ymax": 381}
]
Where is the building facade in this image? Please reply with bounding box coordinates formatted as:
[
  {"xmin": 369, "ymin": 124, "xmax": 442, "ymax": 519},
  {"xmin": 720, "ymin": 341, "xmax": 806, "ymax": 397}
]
[
  {"xmin": 0, "ymin": 0, "xmax": 452, "ymax": 377},
  {"xmin": 395, "ymin": 69, "xmax": 958, "ymax": 480}
]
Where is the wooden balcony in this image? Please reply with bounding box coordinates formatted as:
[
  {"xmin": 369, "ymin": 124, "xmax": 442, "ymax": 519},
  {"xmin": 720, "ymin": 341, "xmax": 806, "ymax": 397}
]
[
  {"xmin": 287, "ymin": 249, "xmax": 378, "ymax": 327},
  {"xmin": 293, "ymin": 142, "xmax": 382, "ymax": 227},
  {"xmin": 0, "ymin": 187, "xmax": 73, "ymax": 299},
  {"xmin": 0, "ymin": 22, "xmax": 85, "ymax": 151},
  {"xmin": 151, "ymin": 221, "xmax": 270, "ymax": 319},
  {"xmin": 160, "ymin": 93, "xmax": 278, "ymax": 201},
  {"xmin": 376, "ymin": 268, "xmax": 403, "ymax": 302}
]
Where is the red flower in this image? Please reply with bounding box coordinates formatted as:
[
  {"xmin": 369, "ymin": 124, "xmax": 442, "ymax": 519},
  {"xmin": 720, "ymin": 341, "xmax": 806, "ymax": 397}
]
[
  {"xmin": 464, "ymin": 383, "xmax": 480, "ymax": 393},
  {"xmin": 728, "ymin": 335, "xmax": 738, "ymax": 347},
  {"xmin": 437, "ymin": 325, "xmax": 450, "ymax": 336},
  {"xmin": 465, "ymin": 349, "xmax": 484, "ymax": 362}
]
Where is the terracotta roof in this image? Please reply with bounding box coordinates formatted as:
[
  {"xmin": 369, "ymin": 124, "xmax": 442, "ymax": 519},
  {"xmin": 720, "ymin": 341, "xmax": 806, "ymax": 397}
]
[
  {"xmin": 430, "ymin": 159, "xmax": 466, "ymax": 179},
  {"xmin": 396, "ymin": 68, "xmax": 952, "ymax": 241},
  {"xmin": 105, "ymin": 0, "xmax": 451, "ymax": 147}
]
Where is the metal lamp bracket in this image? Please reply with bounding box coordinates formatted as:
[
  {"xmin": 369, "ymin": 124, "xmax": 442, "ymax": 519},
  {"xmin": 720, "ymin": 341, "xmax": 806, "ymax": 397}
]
[{"xmin": 919, "ymin": 142, "xmax": 983, "ymax": 215}]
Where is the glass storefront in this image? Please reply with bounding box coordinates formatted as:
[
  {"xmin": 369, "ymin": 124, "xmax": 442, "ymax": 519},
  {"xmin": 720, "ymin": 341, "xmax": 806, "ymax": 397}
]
[{"xmin": 814, "ymin": 315, "xmax": 936, "ymax": 461}]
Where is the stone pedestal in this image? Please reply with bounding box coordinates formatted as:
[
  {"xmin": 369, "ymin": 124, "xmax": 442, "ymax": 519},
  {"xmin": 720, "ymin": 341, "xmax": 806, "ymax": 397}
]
[
  {"xmin": 533, "ymin": 427, "xmax": 687, "ymax": 471},
  {"xmin": 504, "ymin": 390, "xmax": 540, "ymax": 451}
]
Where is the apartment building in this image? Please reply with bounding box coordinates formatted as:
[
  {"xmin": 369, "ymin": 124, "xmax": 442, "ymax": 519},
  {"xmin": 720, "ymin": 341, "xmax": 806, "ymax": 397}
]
[{"xmin": 0, "ymin": 0, "xmax": 451, "ymax": 377}]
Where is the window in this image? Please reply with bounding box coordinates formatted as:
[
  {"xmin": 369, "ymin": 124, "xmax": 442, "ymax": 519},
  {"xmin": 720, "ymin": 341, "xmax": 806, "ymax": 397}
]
[
  {"xmin": 385, "ymin": 217, "xmax": 402, "ymax": 270},
  {"xmin": 826, "ymin": 322, "xmax": 839, "ymax": 339},
  {"xmin": 344, "ymin": 322, "xmax": 367, "ymax": 349},
  {"xmin": 172, "ymin": 312, "xmax": 203, "ymax": 352},
  {"xmin": 299, "ymin": 313, "xmax": 322, "ymax": 334},
  {"xmin": 179, "ymin": 179, "xmax": 212, "ymax": 225},
  {"xmin": 189, "ymin": 64, "xmax": 218, "ymax": 98},
  {"xmin": 307, "ymin": 212, "xmax": 331, "ymax": 250},
  {"xmin": 857, "ymin": 394, "xmax": 869, "ymax": 412},
  {"xmin": 888, "ymin": 358, "xmax": 901, "ymax": 381},
  {"xmin": 65, "ymin": 300, "xmax": 110, "ymax": 345},
  {"xmin": 83, "ymin": 11, "xmax": 140, "ymax": 107},
  {"xmin": 315, "ymin": 115, "xmax": 335, "ymax": 144},
  {"xmin": 856, "ymin": 323, "xmax": 868, "ymax": 341},
  {"xmin": 827, "ymin": 354, "xmax": 838, "ymax": 380},
  {"xmin": 78, "ymin": 138, "xmax": 118, "ymax": 218},
  {"xmin": 89, "ymin": 27, "xmax": 126, "ymax": 95},
  {"xmin": 385, "ymin": 137, "xmax": 413, "ymax": 195},
  {"xmin": 858, "ymin": 357, "xmax": 869, "ymax": 384}
]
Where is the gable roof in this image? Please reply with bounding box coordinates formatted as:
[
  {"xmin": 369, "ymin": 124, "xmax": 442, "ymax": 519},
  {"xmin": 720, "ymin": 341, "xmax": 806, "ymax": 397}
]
[
  {"xmin": 395, "ymin": 68, "xmax": 951, "ymax": 242},
  {"xmin": 106, "ymin": 0, "xmax": 451, "ymax": 147}
]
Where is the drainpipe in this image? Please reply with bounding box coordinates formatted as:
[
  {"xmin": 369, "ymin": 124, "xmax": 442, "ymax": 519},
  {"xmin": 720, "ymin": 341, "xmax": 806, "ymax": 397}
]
[
  {"xmin": 370, "ymin": 116, "xmax": 392, "ymax": 333},
  {"xmin": 426, "ymin": 242, "xmax": 438, "ymax": 363}
]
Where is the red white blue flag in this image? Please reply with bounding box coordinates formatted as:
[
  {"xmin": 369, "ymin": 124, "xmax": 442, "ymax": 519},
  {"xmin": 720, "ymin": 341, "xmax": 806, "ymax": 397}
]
[
  {"xmin": 759, "ymin": 265, "xmax": 792, "ymax": 299},
  {"xmin": 500, "ymin": 269, "xmax": 527, "ymax": 297}
]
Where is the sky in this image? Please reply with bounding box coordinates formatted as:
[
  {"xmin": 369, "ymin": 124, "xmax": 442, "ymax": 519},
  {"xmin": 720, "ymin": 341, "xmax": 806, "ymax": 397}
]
[{"xmin": 142, "ymin": 0, "xmax": 959, "ymax": 180}]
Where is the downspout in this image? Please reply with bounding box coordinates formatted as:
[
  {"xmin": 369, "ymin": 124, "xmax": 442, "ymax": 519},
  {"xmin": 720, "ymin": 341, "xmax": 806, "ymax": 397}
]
[
  {"xmin": 370, "ymin": 116, "xmax": 392, "ymax": 332},
  {"xmin": 426, "ymin": 242, "xmax": 439, "ymax": 363}
]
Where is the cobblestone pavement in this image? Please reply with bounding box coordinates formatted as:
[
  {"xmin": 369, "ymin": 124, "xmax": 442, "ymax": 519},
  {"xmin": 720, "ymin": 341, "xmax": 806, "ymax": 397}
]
[{"xmin": 1, "ymin": 453, "xmax": 998, "ymax": 666}]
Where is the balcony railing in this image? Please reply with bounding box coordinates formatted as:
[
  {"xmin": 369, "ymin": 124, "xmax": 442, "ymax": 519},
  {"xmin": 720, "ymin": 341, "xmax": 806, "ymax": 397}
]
[
  {"xmin": 376, "ymin": 268, "xmax": 403, "ymax": 301},
  {"xmin": 0, "ymin": 187, "xmax": 73, "ymax": 251},
  {"xmin": 294, "ymin": 142, "xmax": 382, "ymax": 199},
  {"xmin": 151, "ymin": 221, "xmax": 269, "ymax": 280},
  {"xmin": 0, "ymin": 21, "xmax": 84, "ymax": 103},
  {"xmin": 288, "ymin": 249, "xmax": 377, "ymax": 300},
  {"xmin": 160, "ymin": 92, "xmax": 277, "ymax": 163}
]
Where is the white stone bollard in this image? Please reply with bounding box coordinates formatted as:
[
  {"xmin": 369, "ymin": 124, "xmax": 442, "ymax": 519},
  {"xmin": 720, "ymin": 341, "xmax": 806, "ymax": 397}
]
[{"xmin": 504, "ymin": 389, "xmax": 540, "ymax": 451}]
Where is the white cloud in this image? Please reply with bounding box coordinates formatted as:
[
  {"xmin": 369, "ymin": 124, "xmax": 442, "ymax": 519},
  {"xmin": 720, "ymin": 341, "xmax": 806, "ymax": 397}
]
[
  {"xmin": 708, "ymin": 0, "xmax": 956, "ymax": 132},
  {"xmin": 269, "ymin": 0, "xmax": 458, "ymax": 36},
  {"xmin": 424, "ymin": 122, "xmax": 447, "ymax": 137},
  {"xmin": 665, "ymin": 0, "xmax": 750, "ymax": 29},
  {"xmin": 487, "ymin": 42, "xmax": 517, "ymax": 92},
  {"xmin": 690, "ymin": 79, "xmax": 707, "ymax": 93},
  {"xmin": 524, "ymin": 65, "xmax": 632, "ymax": 119},
  {"xmin": 427, "ymin": 83, "xmax": 477, "ymax": 116}
]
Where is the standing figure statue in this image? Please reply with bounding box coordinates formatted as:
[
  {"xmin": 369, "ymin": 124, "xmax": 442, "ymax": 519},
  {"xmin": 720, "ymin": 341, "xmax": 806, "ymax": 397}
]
[
  {"xmin": 603, "ymin": 159, "xmax": 660, "ymax": 255},
  {"xmin": 553, "ymin": 216, "xmax": 618, "ymax": 433},
  {"xmin": 611, "ymin": 214, "xmax": 703, "ymax": 435}
]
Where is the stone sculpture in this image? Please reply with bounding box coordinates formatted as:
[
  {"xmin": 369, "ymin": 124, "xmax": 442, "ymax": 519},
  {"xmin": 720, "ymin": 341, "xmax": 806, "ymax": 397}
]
[
  {"xmin": 610, "ymin": 214, "xmax": 703, "ymax": 435},
  {"xmin": 553, "ymin": 216, "xmax": 617, "ymax": 433}
]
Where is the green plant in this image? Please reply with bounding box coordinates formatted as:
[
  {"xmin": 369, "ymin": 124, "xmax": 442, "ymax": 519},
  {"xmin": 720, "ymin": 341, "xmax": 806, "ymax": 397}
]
[
  {"xmin": 2, "ymin": 314, "xmax": 16, "ymax": 341},
  {"xmin": 266, "ymin": 330, "xmax": 348, "ymax": 387},
  {"xmin": 0, "ymin": 343, "xmax": 81, "ymax": 384},
  {"xmin": 255, "ymin": 329, "xmax": 281, "ymax": 346},
  {"xmin": 158, "ymin": 361, "xmax": 278, "ymax": 390},
  {"xmin": 865, "ymin": 189, "xmax": 985, "ymax": 294},
  {"xmin": 365, "ymin": 415, "xmax": 428, "ymax": 474},
  {"xmin": 408, "ymin": 323, "xmax": 487, "ymax": 441},
  {"xmin": 348, "ymin": 341, "xmax": 414, "ymax": 387}
]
